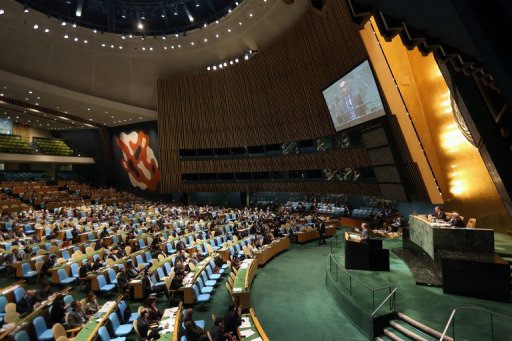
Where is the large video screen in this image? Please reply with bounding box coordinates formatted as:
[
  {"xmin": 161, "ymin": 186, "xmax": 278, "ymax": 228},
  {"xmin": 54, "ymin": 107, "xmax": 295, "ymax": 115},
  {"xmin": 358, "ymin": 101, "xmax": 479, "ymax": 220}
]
[{"xmin": 323, "ymin": 60, "xmax": 385, "ymax": 132}]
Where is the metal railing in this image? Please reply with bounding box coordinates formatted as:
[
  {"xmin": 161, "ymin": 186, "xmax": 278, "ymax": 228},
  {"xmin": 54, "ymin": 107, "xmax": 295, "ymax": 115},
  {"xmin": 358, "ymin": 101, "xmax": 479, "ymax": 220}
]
[
  {"xmin": 440, "ymin": 307, "xmax": 512, "ymax": 341},
  {"xmin": 328, "ymin": 254, "xmax": 395, "ymax": 311},
  {"xmin": 370, "ymin": 287, "xmax": 398, "ymax": 340},
  {"xmin": 329, "ymin": 232, "xmax": 340, "ymax": 252}
]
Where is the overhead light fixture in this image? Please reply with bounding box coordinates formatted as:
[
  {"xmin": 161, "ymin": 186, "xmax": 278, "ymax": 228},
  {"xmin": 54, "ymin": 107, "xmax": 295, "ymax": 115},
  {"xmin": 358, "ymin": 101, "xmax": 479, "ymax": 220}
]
[
  {"xmin": 161, "ymin": 10, "xmax": 166, "ymax": 18},
  {"xmin": 0, "ymin": 9, "xmax": 4, "ymax": 15},
  {"xmin": 184, "ymin": 4, "xmax": 194, "ymax": 23},
  {"xmin": 137, "ymin": 21, "xmax": 144, "ymax": 30},
  {"xmin": 76, "ymin": 0, "xmax": 83, "ymax": 17}
]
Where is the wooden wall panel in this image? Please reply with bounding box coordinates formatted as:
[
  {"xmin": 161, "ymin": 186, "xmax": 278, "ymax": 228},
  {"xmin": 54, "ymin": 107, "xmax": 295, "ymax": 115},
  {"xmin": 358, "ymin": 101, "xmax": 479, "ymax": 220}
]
[
  {"xmin": 158, "ymin": 0, "xmax": 368, "ymax": 193},
  {"xmin": 180, "ymin": 147, "xmax": 372, "ymax": 174},
  {"xmin": 182, "ymin": 182, "xmax": 381, "ymax": 196}
]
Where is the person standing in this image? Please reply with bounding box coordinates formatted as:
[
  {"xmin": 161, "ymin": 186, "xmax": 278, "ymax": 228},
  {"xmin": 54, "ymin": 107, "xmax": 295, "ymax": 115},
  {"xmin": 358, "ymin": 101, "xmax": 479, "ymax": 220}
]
[
  {"xmin": 317, "ymin": 218, "xmax": 326, "ymax": 245},
  {"xmin": 335, "ymin": 80, "xmax": 367, "ymax": 124}
]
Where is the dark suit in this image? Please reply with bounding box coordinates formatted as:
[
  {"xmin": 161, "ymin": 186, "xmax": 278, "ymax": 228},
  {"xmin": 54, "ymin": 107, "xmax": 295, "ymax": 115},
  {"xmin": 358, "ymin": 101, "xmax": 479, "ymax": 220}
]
[
  {"xmin": 336, "ymin": 92, "xmax": 366, "ymax": 123},
  {"xmin": 317, "ymin": 221, "xmax": 326, "ymax": 245},
  {"xmin": 16, "ymin": 296, "xmax": 34, "ymax": 315},
  {"xmin": 436, "ymin": 211, "xmax": 447, "ymax": 220},
  {"xmin": 66, "ymin": 309, "xmax": 87, "ymax": 328},
  {"xmin": 449, "ymin": 218, "xmax": 465, "ymax": 228},
  {"xmin": 184, "ymin": 320, "xmax": 209, "ymax": 341},
  {"xmin": 50, "ymin": 301, "xmax": 66, "ymax": 324},
  {"xmin": 223, "ymin": 309, "xmax": 242, "ymax": 335}
]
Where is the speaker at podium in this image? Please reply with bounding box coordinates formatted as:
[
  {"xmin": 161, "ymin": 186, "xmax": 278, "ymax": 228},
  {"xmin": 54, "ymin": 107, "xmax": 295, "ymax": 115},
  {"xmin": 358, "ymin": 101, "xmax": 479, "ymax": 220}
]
[{"xmin": 344, "ymin": 232, "xmax": 390, "ymax": 271}]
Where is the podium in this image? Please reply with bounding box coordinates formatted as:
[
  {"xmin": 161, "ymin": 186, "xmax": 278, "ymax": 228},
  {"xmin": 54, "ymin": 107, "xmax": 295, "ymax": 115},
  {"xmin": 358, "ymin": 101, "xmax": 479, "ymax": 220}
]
[{"xmin": 345, "ymin": 234, "xmax": 389, "ymax": 271}]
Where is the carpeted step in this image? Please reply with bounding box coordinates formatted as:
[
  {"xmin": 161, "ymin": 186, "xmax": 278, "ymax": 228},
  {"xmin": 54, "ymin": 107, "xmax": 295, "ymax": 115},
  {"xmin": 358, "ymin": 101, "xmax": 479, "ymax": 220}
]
[
  {"xmin": 375, "ymin": 336, "xmax": 395, "ymax": 341},
  {"xmin": 391, "ymin": 320, "xmax": 438, "ymax": 341},
  {"xmin": 383, "ymin": 327, "xmax": 410, "ymax": 341},
  {"xmin": 397, "ymin": 313, "xmax": 454, "ymax": 341}
]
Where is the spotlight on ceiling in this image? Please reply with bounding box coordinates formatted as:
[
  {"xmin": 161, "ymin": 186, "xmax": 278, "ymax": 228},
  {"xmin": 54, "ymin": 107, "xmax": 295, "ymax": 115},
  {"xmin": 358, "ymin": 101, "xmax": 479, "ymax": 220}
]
[
  {"xmin": 137, "ymin": 21, "xmax": 144, "ymax": 30},
  {"xmin": 184, "ymin": 4, "xmax": 194, "ymax": 23},
  {"xmin": 76, "ymin": 0, "xmax": 83, "ymax": 17}
]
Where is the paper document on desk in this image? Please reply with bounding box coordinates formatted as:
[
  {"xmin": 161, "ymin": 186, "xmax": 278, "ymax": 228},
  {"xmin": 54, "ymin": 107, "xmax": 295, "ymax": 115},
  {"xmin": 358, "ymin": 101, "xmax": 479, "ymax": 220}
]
[
  {"xmin": 159, "ymin": 326, "xmax": 174, "ymax": 334},
  {"xmin": 240, "ymin": 318, "xmax": 251, "ymax": 329},
  {"xmin": 232, "ymin": 287, "xmax": 242, "ymax": 293},
  {"xmin": 240, "ymin": 329, "xmax": 255, "ymax": 338},
  {"xmin": 251, "ymin": 337, "xmax": 262, "ymax": 341}
]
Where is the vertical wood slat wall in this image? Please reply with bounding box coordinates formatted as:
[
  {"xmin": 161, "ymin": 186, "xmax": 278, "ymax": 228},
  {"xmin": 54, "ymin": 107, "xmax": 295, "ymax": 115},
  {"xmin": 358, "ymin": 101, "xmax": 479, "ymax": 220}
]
[{"xmin": 157, "ymin": 1, "xmax": 371, "ymax": 193}]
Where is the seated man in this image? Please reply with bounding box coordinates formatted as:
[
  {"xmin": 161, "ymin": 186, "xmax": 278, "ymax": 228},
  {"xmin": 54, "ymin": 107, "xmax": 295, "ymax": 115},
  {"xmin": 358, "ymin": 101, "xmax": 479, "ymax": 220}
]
[
  {"xmin": 448, "ymin": 212, "xmax": 465, "ymax": 228},
  {"xmin": 66, "ymin": 300, "xmax": 88, "ymax": 329},
  {"xmin": 184, "ymin": 308, "xmax": 209, "ymax": 341},
  {"xmin": 116, "ymin": 267, "xmax": 130, "ymax": 293},
  {"xmin": 17, "ymin": 289, "xmax": 37, "ymax": 315},
  {"xmin": 434, "ymin": 206, "xmax": 447, "ymax": 221},
  {"xmin": 136, "ymin": 308, "xmax": 163, "ymax": 340},
  {"xmin": 141, "ymin": 269, "xmax": 166, "ymax": 299},
  {"xmin": 210, "ymin": 317, "xmax": 236, "ymax": 341},
  {"xmin": 223, "ymin": 304, "xmax": 242, "ymax": 335}
]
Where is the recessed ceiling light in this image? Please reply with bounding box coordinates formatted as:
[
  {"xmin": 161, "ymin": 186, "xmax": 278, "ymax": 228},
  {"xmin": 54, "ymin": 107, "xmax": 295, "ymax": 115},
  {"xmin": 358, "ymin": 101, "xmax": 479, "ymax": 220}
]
[
  {"xmin": 28, "ymin": 90, "xmax": 32, "ymax": 94},
  {"xmin": 0, "ymin": 9, "xmax": 5, "ymax": 15},
  {"xmin": 44, "ymin": 28, "xmax": 50, "ymax": 33},
  {"xmin": 33, "ymin": 24, "xmax": 39, "ymax": 30}
]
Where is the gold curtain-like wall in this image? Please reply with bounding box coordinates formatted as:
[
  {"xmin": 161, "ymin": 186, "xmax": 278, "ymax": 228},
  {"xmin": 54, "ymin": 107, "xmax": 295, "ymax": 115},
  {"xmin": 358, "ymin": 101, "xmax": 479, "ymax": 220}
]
[
  {"xmin": 157, "ymin": 1, "xmax": 370, "ymax": 193},
  {"xmin": 371, "ymin": 21, "xmax": 512, "ymax": 231}
]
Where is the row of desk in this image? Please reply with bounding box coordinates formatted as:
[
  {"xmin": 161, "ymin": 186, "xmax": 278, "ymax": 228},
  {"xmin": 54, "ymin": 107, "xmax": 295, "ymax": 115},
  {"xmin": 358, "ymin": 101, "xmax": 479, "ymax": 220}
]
[
  {"xmin": 0, "ymin": 286, "xmax": 72, "ymax": 341},
  {"xmin": 230, "ymin": 238, "xmax": 290, "ymax": 309}
]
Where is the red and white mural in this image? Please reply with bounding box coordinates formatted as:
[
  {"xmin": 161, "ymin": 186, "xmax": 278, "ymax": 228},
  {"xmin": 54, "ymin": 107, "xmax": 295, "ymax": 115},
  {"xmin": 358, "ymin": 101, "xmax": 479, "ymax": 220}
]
[{"xmin": 115, "ymin": 131, "xmax": 160, "ymax": 191}]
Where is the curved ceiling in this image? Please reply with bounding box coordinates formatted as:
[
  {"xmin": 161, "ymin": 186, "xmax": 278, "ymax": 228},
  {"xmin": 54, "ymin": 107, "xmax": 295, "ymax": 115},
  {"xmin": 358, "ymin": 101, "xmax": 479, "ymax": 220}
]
[
  {"xmin": 0, "ymin": 0, "xmax": 310, "ymax": 128},
  {"xmin": 17, "ymin": 0, "xmax": 242, "ymax": 35}
]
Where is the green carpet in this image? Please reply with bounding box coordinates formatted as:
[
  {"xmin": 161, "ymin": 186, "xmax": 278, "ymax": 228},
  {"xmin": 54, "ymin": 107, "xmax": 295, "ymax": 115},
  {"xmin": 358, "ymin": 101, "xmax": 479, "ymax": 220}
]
[
  {"xmin": 330, "ymin": 236, "xmax": 512, "ymax": 338},
  {"xmin": 249, "ymin": 242, "xmax": 366, "ymax": 341}
]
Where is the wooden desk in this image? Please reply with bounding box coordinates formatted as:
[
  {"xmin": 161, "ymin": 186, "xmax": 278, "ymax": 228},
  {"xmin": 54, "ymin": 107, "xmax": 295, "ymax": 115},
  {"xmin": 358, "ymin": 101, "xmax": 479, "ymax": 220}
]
[
  {"xmin": 405, "ymin": 215, "xmax": 494, "ymax": 261},
  {"xmin": 232, "ymin": 259, "xmax": 257, "ymax": 310},
  {"xmin": 237, "ymin": 308, "xmax": 270, "ymax": 341},
  {"xmin": 296, "ymin": 226, "xmax": 336, "ymax": 244},
  {"xmin": 0, "ymin": 281, "xmax": 25, "ymax": 302},
  {"xmin": 74, "ymin": 295, "xmax": 124, "ymax": 341},
  {"xmin": 15, "ymin": 255, "xmax": 46, "ymax": 278},
  {"xmin": 49, "ymin": 249, "xmax": 104, "ymax": 284},
  {"xmin": 88, "ymin": 249, "xmax": 145, "ymax": 291},
  {"xmin": 158, "ymin": 303, "xmax": 183, "ymax": 341},
  {"xmin": 177, "ymin": 256, "xmax": 214, "ymax": 304},
  {"xmin": 0, "ymin": 287, "xmax": 71, "ymax": 341},
  {"xmin": 255, "ymin": 237, "xmax": 290, "ymax": 266}
]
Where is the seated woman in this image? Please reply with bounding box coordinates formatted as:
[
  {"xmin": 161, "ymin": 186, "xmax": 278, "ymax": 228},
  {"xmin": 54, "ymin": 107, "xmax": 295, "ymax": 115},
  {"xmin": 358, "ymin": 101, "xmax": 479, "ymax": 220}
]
[{"xmin": 84, "ymin": 293, "xmax": 99, "ymax": 316}]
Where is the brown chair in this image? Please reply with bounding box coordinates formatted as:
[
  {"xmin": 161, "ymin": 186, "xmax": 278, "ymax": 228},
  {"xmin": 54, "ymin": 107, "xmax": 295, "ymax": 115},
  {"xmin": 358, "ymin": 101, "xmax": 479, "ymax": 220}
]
[{"xmin": 466, "ymin": 218, "xmax": 477, "ymax": 228}]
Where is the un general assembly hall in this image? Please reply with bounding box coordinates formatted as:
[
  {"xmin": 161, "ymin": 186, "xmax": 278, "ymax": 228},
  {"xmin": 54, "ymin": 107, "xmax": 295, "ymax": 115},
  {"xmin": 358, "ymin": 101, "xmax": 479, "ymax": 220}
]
[{"xmin": 0, "ymin": 0, "xmax": 510, "ymax": 340}]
